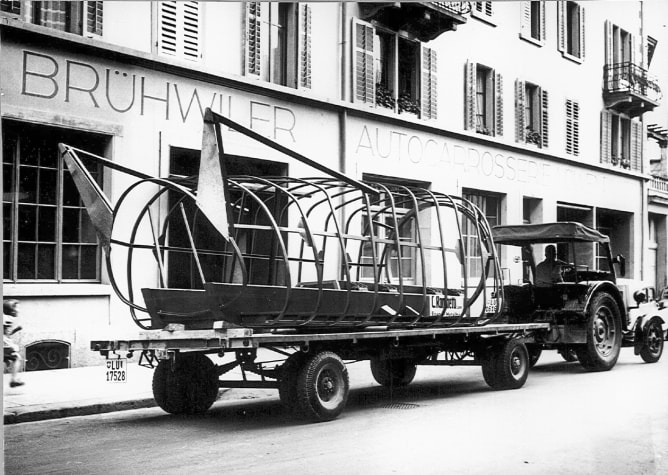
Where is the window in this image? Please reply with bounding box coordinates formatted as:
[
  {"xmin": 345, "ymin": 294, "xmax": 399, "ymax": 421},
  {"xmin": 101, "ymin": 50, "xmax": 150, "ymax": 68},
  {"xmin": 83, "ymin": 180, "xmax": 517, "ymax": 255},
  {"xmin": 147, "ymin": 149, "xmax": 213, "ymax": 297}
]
[
  {"xmin": 558, "ymin": 1, "xmax": 585, "ymax": 61},
  {"xmin": 3, "ymin": 121, "xmax": 108, "ymax": 282},
  {"xmin": 471, "ymin": 2, "xmax": 495, "ymax": 25},
  {"xmin": 244, "ymin": 2, "xmax": 312, "ymax": 89},
  {"xmin": 565, "ymin": 99, "xmax": 579, "ymax": 156},
  {"xmin": 604, "ymin": 21, "xmax": 637, "ymax": 91},
  {"xmin": 515, "ymin": 80, "xmax": 549, "ymax": 147},
  {"xmin": 520, "ymin": 1, "xmax": 545, "ymax": 45},
  {"xmin": 158, "ymin": 1, "xmax": 200, "ymax": 61},
  {"xmin": 600, "ymin": 111, "xmax": 642, "ymax": 170},
  {"xmin": 462, "ymin": 191, "xmax": 502, "ymax": 279},
  {"xmin": 353, "ymin": 19, "xmax": 437, "ymax": 120},
  {"xmin": 14, "ymin": 1, "xmax": 104, "ymax": 36},
  {"xmin": 465, "ymin": 61, "xmax": 503, "ymax": 136}
]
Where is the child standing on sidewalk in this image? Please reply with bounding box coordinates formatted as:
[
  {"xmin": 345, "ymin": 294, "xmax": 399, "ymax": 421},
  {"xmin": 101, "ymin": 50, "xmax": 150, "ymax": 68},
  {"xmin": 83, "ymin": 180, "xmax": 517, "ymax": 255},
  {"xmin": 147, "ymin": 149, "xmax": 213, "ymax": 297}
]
[{"xmin": 4, "ymin": 299, "xmax": 25, "ymax": 387}]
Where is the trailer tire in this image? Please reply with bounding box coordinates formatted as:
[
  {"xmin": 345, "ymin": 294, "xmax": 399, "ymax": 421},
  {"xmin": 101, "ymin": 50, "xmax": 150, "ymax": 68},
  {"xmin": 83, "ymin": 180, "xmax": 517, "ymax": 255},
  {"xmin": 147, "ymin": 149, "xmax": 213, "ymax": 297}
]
[
  {"xmin": 278, "ymin": 353, "xmax": 305, "ymax": 414},
  {"xmin": 640, "ymin": 318, "xmax": 664, "ymax": 363},
  {"xmin": 152, "ymin": 354, "xmax": 219, "ymax": 414},
  {"xmin": 296, "ymin": 351, "xmax": 349, "ymax": 422},
  {"xmin": 482, "ymin": 339, "xmax": 529, "ymax": 390},
  {"xmin": 370, "ymin": 358, "xmax": 417, "ymax": 387},
  {"xmin": 576, "ymin": 292, "xmax": 622, "ymax": 372}
]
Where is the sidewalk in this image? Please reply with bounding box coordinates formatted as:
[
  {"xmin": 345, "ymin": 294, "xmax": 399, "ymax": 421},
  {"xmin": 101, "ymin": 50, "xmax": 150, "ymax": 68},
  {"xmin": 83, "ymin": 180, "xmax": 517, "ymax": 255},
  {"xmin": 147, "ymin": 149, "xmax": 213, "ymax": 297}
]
[{"xmin": 3, "ymin": 363, "xmax": 274, "ymax": 425}]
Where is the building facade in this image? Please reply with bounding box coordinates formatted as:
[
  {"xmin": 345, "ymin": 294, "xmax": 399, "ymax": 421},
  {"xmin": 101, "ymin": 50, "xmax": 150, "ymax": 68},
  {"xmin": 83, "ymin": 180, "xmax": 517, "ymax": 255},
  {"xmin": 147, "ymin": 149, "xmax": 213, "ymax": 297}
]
[{"xmin": 1, "ymin": 1, "xmax": 667, "ymax": 368}]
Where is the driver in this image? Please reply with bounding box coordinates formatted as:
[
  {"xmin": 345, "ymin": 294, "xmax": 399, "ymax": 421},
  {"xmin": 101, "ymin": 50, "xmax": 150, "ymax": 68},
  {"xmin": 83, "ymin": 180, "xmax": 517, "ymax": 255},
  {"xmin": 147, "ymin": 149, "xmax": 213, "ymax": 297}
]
[{"xmin": 535, "ymin": 245, "xmax": 568, "ymax": 286}]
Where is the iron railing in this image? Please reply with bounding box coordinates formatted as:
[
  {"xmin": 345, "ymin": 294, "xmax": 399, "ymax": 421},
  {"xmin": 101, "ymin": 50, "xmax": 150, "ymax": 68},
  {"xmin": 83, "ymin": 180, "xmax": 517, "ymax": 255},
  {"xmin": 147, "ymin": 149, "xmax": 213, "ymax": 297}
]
[
  {"xmin": 430, "ymin": 2, "xmax": 472, "ymax": 16},
  {"xmin": 604, "ymin": 62, "xmax": 662, "ymax": 103}
]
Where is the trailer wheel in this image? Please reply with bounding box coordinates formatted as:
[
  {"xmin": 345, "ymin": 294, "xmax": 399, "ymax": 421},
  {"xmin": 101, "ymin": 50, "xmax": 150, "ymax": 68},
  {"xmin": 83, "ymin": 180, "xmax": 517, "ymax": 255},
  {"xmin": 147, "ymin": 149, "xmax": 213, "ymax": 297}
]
[
  {"xmin": 640, "ymin": 318, "xmax": 664, "ymax": 363},
  {"xmin": 482, "ymin": 339, "xmax": 529, "ymax": 390},
  {"xmin": 278, "ymin": 353, "xmax": 305, "ymax": 414},
  {"xmin": 527, "ymin": 346, "xmax": 542, "ymax": 368},
  {"xmin": 576, "ymin": 292, "xmax": 622, "ymax": 372},
  {"xmin": 370, "ymin": 358, "xmax": 417, "ymax": 387},
  {"xmin": 152, "ymin": 353, "xmax": 219, "ymax": 414},
  {"xmin": 296, "ymin": 351, "xmax": 349, "ymax": 422}
]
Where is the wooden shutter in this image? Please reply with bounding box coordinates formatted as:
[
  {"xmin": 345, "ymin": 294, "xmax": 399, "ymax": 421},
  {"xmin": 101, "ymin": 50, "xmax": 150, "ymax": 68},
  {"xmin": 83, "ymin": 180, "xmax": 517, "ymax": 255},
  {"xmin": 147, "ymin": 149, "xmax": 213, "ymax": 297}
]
[
  {"xmin": 244, "ymin": 2, "xmax": 262, "ymax": 78},
  {"xmin": 421, "ymin": 46, "xmax": 438, "ymax": 120},
  {"xmin": 539, "ymin": 2, "xmax": 546, "ymax": 43},
  {"xmin": 557, "ymin": 1, "xmax": 566, "ymax": 53},
  {"xmin": 464, "ymin": 61, "xmax": 477, "ymax": 130},
  {"xmin": 159, "ymin": 1, "xmax": 200, "ymax": 61},
  {"xmin": 600, "ymin": 111, "xmax": 612, "ymax": 164},
  {"xmin": 85, "ymin": 1, "xmax": 103, "ymax": 36},
  {"xmin": 566, "ymin": 99, "xmax": 579, "ymax": 156},
  {"xmin": 520, "ymin": 2, "xmax": 531, "ymax": 40},
  {"xmin": 495, "ymin": 72, "xmax": 503, "ymax": 137},
  {"xmin": 540, "ymin": 89, "xmax": 549, "ymax": 148},
  {"xmin": 515, "ymin": 79, "xmax": 526, "ymax": 143},
  {"xmin": 578, "ymin": 5, "xmax": 585, "ymax": 59},
  {"xmin": 298, "ymin": 4, "xmax": 312, "ymax": 89},
  {"xmin": 630, "ymin": 121, "xmax": 643, "ymax": 171},
  {"xmin": 604, "ymin": 20, "xmax": 612, "ymax": 66},
  {"xmin": 352, "ymin": 18, "xmax": 375, "ymax": 105}
]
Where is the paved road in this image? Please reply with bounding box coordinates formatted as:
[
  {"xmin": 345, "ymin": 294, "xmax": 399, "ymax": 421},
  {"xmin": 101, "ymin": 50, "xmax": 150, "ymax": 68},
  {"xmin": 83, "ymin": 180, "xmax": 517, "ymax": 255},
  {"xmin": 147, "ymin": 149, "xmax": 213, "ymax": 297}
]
[{"xmin": 5, "ymin": 349, "xmax": 668, "ymax": 475}]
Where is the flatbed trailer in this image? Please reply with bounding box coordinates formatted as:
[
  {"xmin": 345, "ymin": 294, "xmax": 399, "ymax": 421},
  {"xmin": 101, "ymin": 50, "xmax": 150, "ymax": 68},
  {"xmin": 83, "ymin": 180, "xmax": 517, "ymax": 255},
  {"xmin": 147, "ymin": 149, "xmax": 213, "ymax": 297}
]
[{"xmin": 91, "ymin": 322, "xmax": 550, "ymax": 421}]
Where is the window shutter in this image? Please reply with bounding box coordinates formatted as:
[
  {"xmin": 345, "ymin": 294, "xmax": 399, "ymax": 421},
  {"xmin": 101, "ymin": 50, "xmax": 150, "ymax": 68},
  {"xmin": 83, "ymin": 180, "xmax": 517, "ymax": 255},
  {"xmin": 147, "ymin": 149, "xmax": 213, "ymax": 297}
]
[
  {"xmin": 540, "ymin": 89, "xmax": 549, "ymax": 148},
  {"xmin": 630, "ymin": 121, "xmax": 643, "ymax": 171},
  {"xmin": 557, "ymin": 1, "xmax": 565, "ymax": 53},
  {"xmin": 464, "ymin": 61, "xmax": 477, "ymax": 130},
  {"xmin": 159, "ymin": 1, "xmax": 200, "ymax": 61},
  {"xmin": 352, "ymin": 19, "xmax": 375, "ymax": 105},
  {"xmin": 540, "ymin": 2, "xmax": 546, "ymax": 42},
  {"xmin": 495, "ymin": 72, "xmax": 503, "ymax": 137},
  {"xmin": 298, "ymin": 4, "xmax": 312, "ymax": 89},
  {"xmin": 85, "ymin": 1, "xmax": 103, "ymax": 36},
  {"xmin": 520, "ymin": 2, "xmax": 530, "ymax": 41},
  {"xmin": 421, "ymin": 46, "xmax": 438, "ymax": 120},
  {"xmin": 578, "ymin": 6, "xmax": 585, "ymax": 59},
  {"xmin": 566, "ymin": 99, "xmax": 579, "ymax": 156},
  {"xmin": 600, "ymin": 111, "xmax": 612, "ymax": 164},
  {"xmin": 604, "ymin": 20, "xmax": 612, "ymax": 66},
  {"xmin": 630, "ymin": 33, "xmax": 637, "ymax": 66},
  {"xmin": 244, "ymin": 2, "xmax": 262, "ymax": 78},
  {"xmin": 515, "ymin": 79, "xmax": 526, "ymax": 143}
]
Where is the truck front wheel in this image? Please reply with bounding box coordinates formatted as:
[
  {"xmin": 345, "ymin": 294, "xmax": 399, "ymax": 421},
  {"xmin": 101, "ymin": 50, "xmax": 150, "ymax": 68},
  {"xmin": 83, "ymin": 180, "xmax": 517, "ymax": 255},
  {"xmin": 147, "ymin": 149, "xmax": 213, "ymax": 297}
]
[
  {"xmin": 370, "ymin": 358, "xmax": 417, "ymax": 387},
  {"xmin": 296, "ymin": 351, "xmax": 349, "ymax": 422},
  {"xmin": 576, "ymin": 292, "xmax": 622, "ymax": 372},
  {"xmin": 481, "ymin": 339, "xmax": 529, "ymax": 390},
  {"xmin": 640, "ymin": 318, "xmax": 664, "ymax": 363},
  {"xmin": 152, "ymin": 353, "xmax": 219, "ymax": 414}
]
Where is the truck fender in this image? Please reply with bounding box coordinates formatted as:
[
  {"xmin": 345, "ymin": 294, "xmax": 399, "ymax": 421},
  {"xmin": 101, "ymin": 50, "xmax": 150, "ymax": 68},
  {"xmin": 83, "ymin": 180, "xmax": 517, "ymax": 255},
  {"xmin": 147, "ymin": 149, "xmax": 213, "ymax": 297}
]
[
  {"xmin": 584, "ymin": 281, "xmax": 627, "ymax": 328},
  {"xmin": 633, "ymin": 314, "xmax": 665, "ymax": 355}
]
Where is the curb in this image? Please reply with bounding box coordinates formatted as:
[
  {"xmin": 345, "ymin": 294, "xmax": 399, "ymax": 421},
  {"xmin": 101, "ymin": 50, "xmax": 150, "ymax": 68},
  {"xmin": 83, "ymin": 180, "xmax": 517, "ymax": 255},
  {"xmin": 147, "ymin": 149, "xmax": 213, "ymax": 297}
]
[{"xmin": 4, "ymin": 398, "xmax": 157, "ymax": 425}]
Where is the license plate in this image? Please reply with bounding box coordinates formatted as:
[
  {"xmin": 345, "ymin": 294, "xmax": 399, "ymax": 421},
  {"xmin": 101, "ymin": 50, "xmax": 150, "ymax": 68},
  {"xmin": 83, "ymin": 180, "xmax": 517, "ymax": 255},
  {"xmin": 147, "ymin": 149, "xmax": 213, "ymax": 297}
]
[{"xmin": 105, "ymin": 358, "xmax": 127, "ymax": 383}]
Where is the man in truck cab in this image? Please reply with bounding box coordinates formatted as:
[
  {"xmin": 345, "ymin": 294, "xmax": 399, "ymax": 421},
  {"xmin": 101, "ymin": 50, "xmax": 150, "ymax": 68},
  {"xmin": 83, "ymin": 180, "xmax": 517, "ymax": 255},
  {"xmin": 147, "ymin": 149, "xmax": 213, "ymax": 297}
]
[{"xmin": 535, "ymin": 245, "xmax": 568, "ymax": 287}]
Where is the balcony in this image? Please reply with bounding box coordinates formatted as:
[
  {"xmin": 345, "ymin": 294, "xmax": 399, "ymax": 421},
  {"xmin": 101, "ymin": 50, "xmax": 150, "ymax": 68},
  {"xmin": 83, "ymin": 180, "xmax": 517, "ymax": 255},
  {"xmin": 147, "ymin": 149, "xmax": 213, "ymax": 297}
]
[
  {"xmin": 603, "ymin": 62, "xmax": 662, "ymax": 118},
  {"xmin": 649, "ymin": 176, "xmax": 668, "ymax": 206},
  {"xmin": 359, "ymin": 2, "xmax": 470, "ymax": 42}
]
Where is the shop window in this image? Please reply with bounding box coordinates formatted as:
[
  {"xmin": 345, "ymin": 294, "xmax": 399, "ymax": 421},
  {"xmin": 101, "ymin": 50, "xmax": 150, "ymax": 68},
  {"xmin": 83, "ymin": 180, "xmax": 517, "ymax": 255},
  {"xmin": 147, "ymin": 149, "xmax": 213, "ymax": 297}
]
[
  {"xmin": 25, "ymin": 340, "xmax": 70, "ymax": 371},
  {"xmin": 600, "ymin": 111, "xmax": 642, "ymax": 170},
  {"xmin": 244, "ymin": 2, "xmax": 312, "ymax": 89},
  {"xmin": 520, "ymin": 1, "xmax": 545, "ymax": 45},
  {"xmin": 2, "ymin": 121, "xmax": 108, "ymax": 282},
  {"xmin": 353, "ymin": 19, "xmax": 437, "ymax": 120},
  {"xmin": 596, "ymin": 209, "xmax": 633, "ymax": 275},
  {"xmin": 565, "ymin": 98, "xmax": 580, "ymax": 156},
  {"xmin": 515, "ymin": 80, "xmax": 549, "ymax": 147},
  {"xmin": 558, "ymin": 1, "xmax": 585, "ymax": 62},
  {"xmin": 158, "ymin": 1, "xmax": 200, "ymax": 61},
  {"xmin": 9, "ymin": 1, "xmax": 104, "ymax": 37},
  {"xmin": 465, "ymin": 62, "xmax": 503, "ymax": 136},
  {"xmin": 471, "ymin": 2, "xmax": 495, "ymax": 25},
  {"xmin": 462, "ymin": 191, "xmax": 502, "ymax": 279}
]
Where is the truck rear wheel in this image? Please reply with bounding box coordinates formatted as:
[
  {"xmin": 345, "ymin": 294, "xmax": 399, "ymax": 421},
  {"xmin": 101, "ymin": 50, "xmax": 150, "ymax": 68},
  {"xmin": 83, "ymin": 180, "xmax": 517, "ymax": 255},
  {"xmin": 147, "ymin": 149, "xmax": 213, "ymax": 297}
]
[
  {"xmin": 370, "ymin": 358, "xmax": 417, "ymax": 387},
  {"xmin": 296, "ymin": 351, "xmax": 349, "ymax": 422},
  {"xmin": 576, "ymin": 292, "xmax": 622, "ymax": 372},
  {"xmin": 152, "ymin": 353, "xmax": 219, "ymax": 414},
  {"xmin": 481, "ymin": 339, "xmax": 529, "ymax": 390},
  {"xmin": 640, "ymin": 318, "xmax": 664, "ymax": 363}
]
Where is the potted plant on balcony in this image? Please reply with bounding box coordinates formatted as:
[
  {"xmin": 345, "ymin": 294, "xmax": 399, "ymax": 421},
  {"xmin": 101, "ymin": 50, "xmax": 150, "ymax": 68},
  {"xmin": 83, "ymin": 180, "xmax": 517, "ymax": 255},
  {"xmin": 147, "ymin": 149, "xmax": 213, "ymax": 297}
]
[
  {"xmin": 376, "ymin": 84, "xmax": 396, "ymax": 111},
  {"xmin": 621, "ymin": 157, "xmax": 631, "ymax": 169},
  {"xmin": 525, "ymin": 126, "xmax": 542, "ymax": 146},
  {"xmin": 611, "ymin": 155, "xmax": 620, "ymax": 166},
  {"xmin": 398, "ymin": 92, "xmax": 420, "ymax": 117}
]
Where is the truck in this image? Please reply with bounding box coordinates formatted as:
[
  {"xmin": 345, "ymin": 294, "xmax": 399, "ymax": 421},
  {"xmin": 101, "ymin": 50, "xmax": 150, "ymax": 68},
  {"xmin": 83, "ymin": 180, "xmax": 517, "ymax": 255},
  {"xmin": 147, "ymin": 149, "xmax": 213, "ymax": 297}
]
[{"xmin": 62, "ymin": 109, "xmax": 662, "ymax": 422}]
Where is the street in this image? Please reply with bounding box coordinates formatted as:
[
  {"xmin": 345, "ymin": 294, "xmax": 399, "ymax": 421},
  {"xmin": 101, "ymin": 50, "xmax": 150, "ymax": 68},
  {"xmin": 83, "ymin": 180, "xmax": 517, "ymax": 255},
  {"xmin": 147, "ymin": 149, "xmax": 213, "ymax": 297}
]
[{"xmin": 5, "ymin": 349, "xmax": 668, "ymax": 475}]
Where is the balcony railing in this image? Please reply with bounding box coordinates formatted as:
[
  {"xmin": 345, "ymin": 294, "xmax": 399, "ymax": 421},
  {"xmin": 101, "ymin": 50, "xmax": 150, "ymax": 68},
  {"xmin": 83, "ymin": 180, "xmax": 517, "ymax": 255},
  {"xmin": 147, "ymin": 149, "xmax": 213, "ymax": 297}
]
[
  {"xmin": 650, "ymin": 176, "xmax": 668, "ymax": 193},
  {"xmin": 359, "ymin": 2, "xmax": 470, "ymax": 42},
  {"xmin": 603, "ymin": 62, "xmax": 662, "ymax": 117}
]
